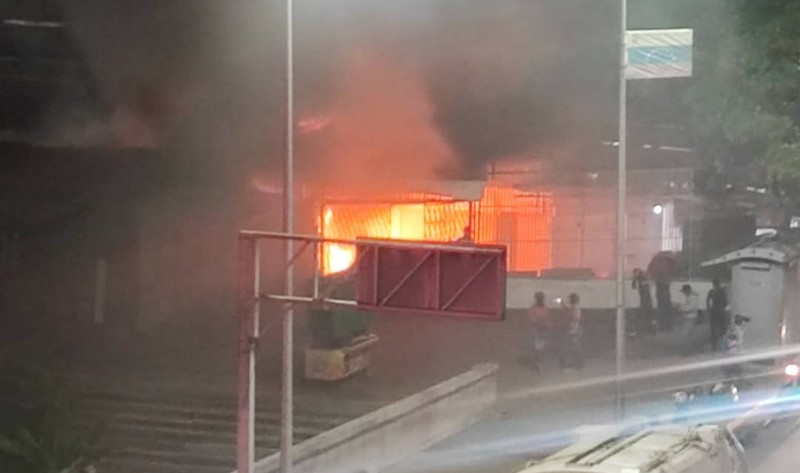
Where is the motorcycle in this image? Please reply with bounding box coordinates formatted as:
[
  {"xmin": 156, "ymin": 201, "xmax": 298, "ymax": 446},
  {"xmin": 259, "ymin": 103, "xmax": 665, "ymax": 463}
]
[
  {"xmin": 763, "ymin": 360, "xmax": 800, "ymax": 427},
  {"xmin": 719, "ymin": 315, "xmax": 751, "ymax": 384},
  {"xmin": 672, "ymin": 382, "xmax": 740, "ymax": 424}
]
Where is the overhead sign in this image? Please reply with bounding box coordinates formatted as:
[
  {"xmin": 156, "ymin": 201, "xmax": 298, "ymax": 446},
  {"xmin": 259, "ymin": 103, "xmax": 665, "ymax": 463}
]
[
  {"xmin": 626, "ymin": 29, "xmax": 693, "ymax": 80},
  {"xmin": 355, "ymin": 240, "xmax": 507, "ymax": 320}
]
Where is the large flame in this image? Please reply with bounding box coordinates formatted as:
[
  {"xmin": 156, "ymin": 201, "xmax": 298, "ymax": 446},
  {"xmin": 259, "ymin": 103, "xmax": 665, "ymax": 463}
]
[
  {"xmin": 319, "ymin": 184, "xmax": 554, "ymax": 275},
  {"xmin": 326, "ymin": 243, "xmax": 357, "ymax": 275},
  {"xmin": 321, "ymin": 208, "xmax": 359, "ymax": 274}
]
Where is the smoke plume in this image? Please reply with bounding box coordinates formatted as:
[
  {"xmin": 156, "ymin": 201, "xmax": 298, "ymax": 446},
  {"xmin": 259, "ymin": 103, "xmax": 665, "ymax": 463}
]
[
  {"xmin": 302, "ymin": 48, "xmax": 454, "ymax": 191},
  {"xmin": 55, "ymin": 0, "xmax": 621, "ymax": 180}
]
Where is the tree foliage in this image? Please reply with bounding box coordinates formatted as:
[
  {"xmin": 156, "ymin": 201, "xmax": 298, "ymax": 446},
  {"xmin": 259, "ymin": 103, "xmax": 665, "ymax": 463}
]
[
  {"xmin": 632, "ymin": 0, "xmax": 800, "ymax": 192},
  {"xmin": 0, "ymin": 361, "xmax": 103, "ymax": 473},
  {"xmin": 696, "ymin": 1, "xmax": 800, "ymax": 180}
]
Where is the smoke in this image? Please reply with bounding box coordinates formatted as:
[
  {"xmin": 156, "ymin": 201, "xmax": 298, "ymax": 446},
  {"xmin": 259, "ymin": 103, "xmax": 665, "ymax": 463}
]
[
  {"xmin": 302, "ymin": 48, "xmax": 454, "ymax": 190},
  {"xmin": 59, "ymin": 0, "xmax": 285, "ymax": 183},
  {"xmin": 423, "ymin": 1, "xmax": 618, "ymax": 173},
  {"xmin": 51, "ymin": 0, "xmax": 620, "ymax": 180},
  {"xmin": 292, "ymin": 0, "xmax": 619, "ymax": 182}
]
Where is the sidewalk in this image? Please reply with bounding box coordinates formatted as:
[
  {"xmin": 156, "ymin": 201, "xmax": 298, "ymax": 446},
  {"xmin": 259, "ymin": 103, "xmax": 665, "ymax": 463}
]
[
  {"xmin": 69, "ymin": 309, "xmax": 762, "ymax": 413},
  {"xmin": 385, "ymin": 324, "xmax": 784, "ymax": 473}
]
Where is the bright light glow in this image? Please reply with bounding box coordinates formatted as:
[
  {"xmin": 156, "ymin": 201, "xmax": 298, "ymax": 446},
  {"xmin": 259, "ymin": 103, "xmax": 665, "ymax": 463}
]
[
  {"xmin": 785, "ymin": 364, "xmax": 800, "ymax": 378},
  {"xmin": 390, "ymin": 204, "xmax": 425, "ymax": 240},
  {"xmin": 756, "ymin": 228, "xmax": 778, "ymax": 237},
  {"xmin": 326, "ymin": 243, "xmax": 356, "ymax": 274},
  {"xmin": 652, "ymin": 204, "xmax": 664, "ymax": 215}
]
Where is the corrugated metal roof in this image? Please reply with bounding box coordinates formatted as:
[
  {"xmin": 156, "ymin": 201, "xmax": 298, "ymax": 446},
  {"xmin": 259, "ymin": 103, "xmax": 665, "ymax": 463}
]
[
  {"xmin": 412, "ymin": 180, "xmax": 487, "ymax": 201},
  {"xmin": 702, "ymin": 237, "xmax": 800, "ymax": 267},
  {"xmin": 320, "ymin": 180, "xmax": 487, "ymax": 203}
]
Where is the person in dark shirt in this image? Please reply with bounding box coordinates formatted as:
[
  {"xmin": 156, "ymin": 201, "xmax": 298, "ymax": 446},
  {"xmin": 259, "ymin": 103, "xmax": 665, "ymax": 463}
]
[
  {"xmin": 632, "ymin": 269, "xmax": 655, "ymax": 335},
  {"xmin": 455, "ymin": 226, "xmax": 475, "ymax": 245},
  {"xmin": 707, "ymin": 278, "xmax": 730, "ymax": 351}
]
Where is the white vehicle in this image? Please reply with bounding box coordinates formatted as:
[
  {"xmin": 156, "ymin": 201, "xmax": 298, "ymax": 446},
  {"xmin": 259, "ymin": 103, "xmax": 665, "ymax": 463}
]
[{"xmin": 519, "ymin": 424, "xmax": 747, "ymax": 473}]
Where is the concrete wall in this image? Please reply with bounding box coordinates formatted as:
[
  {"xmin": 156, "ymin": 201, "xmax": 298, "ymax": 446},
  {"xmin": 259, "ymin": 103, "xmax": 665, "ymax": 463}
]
[
  {"xmin": 245, "ymin": 363, "xmax": 498, "ymax": 473},
  {"xmin": 506, "ymin": 276, "xmax": 713, "ymax": 310},
  {"xmin": 549, "ymin": 189, "xmax": 679, "ymax": 277}
]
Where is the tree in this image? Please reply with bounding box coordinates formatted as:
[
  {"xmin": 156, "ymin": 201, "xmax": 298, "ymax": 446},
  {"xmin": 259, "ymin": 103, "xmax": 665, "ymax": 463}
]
[
  {"xmin": 695, "ymin": 1, "xmax": 800, "ymax": 182},
  {"xmin": 632, "ymin": 1, "xmax": 800, "ymax": 196},
  {"xmin": 0, "ymin": 348, "xmax": 104, "ymax": 473}
]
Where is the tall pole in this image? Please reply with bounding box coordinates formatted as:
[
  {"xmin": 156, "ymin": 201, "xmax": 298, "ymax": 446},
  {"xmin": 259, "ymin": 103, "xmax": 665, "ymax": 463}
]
[
  {"xmin": 236, "ymin": 236, "xmax": 259, "ymax": 473},
  {"xmin": 615, "ymin": 0, "xmax": 628, "ymax": 420},
  {"xmin": 281, "ymin": 0, "xmax": 295, "ymax": 471}
]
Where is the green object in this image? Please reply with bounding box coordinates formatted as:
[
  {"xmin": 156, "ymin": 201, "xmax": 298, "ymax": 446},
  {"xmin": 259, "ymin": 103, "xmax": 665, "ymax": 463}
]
[
  {"xmin": 308, "ymin": 279, "xmax": 372, "ymax": 349},
  {"xmin": 309, "ymin": 308, "xmax": 372, "ymax": 349}
]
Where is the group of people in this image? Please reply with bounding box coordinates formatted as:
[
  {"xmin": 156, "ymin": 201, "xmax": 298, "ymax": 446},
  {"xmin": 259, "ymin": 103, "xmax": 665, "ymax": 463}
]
[
  {"xmin": 527, "ymin": 291, "xmax": 583, "ymax": 371},
  {"xmin": 632, "ymin": 269, "xmax": 739, "ymax": 353}
]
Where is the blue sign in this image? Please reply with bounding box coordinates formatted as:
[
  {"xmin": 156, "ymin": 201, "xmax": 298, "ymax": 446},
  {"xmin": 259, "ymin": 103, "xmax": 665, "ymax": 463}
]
[{"xmin": 626, "ymin": 29, "xmax": 693, "ymax": 80}]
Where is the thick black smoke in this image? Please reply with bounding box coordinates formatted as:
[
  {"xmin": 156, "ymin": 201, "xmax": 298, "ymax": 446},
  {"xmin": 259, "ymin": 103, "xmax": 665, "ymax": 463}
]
[{"xmin": 59, "ymin": 0, "xmax": 620, "ymax": 179}]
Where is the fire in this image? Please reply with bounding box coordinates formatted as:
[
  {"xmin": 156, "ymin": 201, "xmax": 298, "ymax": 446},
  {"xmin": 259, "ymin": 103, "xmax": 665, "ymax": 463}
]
[
  {"xmin": 320, "ymin": 207, "xmax": 359, "ymax": 274},
  {"xmin": 319, "ymin": 183, "xmax": 554, "ymax": 275},
  {"xmin": 326, "ymin": 244, "xmax": 357, "ymax": 274}
]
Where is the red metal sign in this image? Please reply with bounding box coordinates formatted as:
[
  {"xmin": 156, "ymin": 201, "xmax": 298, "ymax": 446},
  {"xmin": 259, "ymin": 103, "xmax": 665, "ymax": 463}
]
[{"xmin": 355, "ymin": 240, "xmax": 507, "ymax": 320}]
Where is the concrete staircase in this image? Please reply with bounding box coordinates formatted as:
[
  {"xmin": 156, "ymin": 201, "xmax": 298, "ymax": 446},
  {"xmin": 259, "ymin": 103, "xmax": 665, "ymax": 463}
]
[{"xmin": 76, "ymin": 391, "xmax": 368, "ymax": 473}]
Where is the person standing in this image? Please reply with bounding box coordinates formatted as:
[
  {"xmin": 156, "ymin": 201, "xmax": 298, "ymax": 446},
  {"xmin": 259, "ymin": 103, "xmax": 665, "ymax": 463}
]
[
  {"xmin": 632, "ymin": 269, "xmax": 655, "ymax": 336},
  {"xmin": 559, "ymin": 293, "xmax": 583, "ymax": 369},
  {"xmin": 648, "ymin": 252, "xmax": 677, "ymax": 332},
  {"xmin": 527, "ymin": 291, "xmax": 549, "ymax": 371},
  {"xmin": 655, "ymin": 279, "xmax": 673, "ymax": 331},
  {"xmin": 676, "ymin": 284, "xmax": 700, "ymax": 353},
  {"xmin": 707, "ymin": 278, "xmax": 730, "ymax": 351},
  {"xmin": 455, "ymin": 226, "xmax": 474, "ymax": 245},
  {"xmin": 721, "ymin": 314, "xmax": 751, "ymax": 380}
]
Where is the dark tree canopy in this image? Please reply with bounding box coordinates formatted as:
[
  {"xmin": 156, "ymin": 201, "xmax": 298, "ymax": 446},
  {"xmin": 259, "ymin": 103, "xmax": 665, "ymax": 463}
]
[{"xmin": 633, "ymin": 0, "xmax": 800, "ymax": 191}]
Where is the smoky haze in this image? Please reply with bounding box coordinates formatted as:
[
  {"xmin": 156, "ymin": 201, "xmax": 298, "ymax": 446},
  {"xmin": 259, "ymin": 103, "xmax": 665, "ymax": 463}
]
[{"xmin": 56, "ymin": 0, "xmax": 621, "ymax": 183}]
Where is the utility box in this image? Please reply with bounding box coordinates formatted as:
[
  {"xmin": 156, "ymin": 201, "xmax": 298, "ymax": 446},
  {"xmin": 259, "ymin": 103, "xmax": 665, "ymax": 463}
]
[{"xmin": 703, "ymin": 240, "xmax": 800, "ymax": 352}]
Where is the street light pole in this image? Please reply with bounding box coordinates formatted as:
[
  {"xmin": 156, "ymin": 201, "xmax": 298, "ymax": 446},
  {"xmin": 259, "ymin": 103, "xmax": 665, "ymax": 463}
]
[
  {"xmin": 281, "ymin": 0, "xmax": 295, "ymax": 472},
  {"xmin": 615, "ymin": 0, "xmax": 628, "ymax": 420}
]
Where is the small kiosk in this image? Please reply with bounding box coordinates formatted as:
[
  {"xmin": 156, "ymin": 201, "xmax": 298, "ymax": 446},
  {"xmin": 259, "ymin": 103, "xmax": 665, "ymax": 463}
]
[{"xmin": 702, "ymin": 239, "xmax": 800, "ymax": 352}]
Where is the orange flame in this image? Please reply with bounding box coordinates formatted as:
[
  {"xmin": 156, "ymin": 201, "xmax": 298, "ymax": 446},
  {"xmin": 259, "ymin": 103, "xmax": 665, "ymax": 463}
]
[{"xmin": 319, "ymin": 184, "xmax": 554, "ymax": 275}]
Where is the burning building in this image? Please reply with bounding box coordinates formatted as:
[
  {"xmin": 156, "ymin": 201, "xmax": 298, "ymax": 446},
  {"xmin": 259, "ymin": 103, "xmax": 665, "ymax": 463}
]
[{"xmin": 317, "ymin": 181, "xmax": 554, "ymax": 275}]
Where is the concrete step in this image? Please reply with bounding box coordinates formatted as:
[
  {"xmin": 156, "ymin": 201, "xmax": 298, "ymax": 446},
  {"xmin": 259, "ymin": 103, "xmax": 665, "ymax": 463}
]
[
  {"xmin": 78, "ymin": 412, "xmax": 332, "ymax": 437},
  {"xmin": 78, "ymin": 381, "xmax": 382, "ymax": 417},
  {"xmin": 98, "ymin": 455, "xmax": 228, "ymax": 473},
  {"xmin": 82, "ymin": 397, "xmax": 360, "ymax": 427},
  {"xmin": 113, "ymin": 445, "xmax": 235, "ymax": 469},
  {"xmin": 75, "ymin": 419, "xmax": 313, "ymax": 447},
  {"xmin": 82, "ymin": 396, "xmax": 352, "ymax": 428},
  {"xmin": 75, "ymin": 389, "xmax": 358, "ymax": 473}
]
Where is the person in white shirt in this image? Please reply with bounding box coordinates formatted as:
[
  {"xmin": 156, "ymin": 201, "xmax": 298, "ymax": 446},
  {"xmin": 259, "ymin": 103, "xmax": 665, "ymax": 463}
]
[{"xmin": 676, "ymin": 284, "xmax": 699, "ymax": 352}]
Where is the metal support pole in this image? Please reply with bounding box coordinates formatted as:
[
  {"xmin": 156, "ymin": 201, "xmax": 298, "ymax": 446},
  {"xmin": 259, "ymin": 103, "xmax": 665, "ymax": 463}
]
[
  {"xmin": 314, "ymin": 206, "xmax": 324, "ymax": 299},
  {"xmin": 580, "ymin": 189, "xmax": 586, "ymax": 268},
  {"xmin": 236, "ymin": 237, "xmax": 259, "ymax": 473},
  {"xmin": 281, "ymin": 0, "xmax": 295, "ymax": 471},
  {"xmin": 615, "ymin": 0, "xmax": 628, "ymax": 420}
]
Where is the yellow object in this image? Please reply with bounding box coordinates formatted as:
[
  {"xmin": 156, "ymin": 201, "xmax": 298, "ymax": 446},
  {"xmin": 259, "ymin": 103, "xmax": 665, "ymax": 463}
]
[{"xmin": 304, "ymin": 334, "xmax": 378, "ymax": 381}]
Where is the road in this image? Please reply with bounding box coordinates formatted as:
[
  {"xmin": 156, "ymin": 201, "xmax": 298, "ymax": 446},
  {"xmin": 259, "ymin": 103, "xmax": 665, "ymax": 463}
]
[
  {"xmin": 385, "ymin": 333, "xmax": 793, "ymax": 473},
  {"xmin": 748, "ymin": 414, "xmax": 800, "ymax": 473}
]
